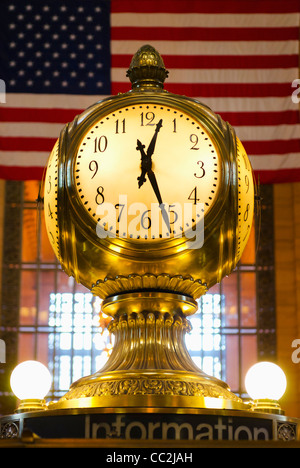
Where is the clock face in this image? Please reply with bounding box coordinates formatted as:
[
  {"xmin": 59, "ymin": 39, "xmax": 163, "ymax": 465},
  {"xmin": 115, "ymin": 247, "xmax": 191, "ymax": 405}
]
[
  {"xmin": 44, "ymin": 139, "xmax": 60, "ymax": 260},
  {"xmin": 236, "ymin": 138, "xmax": 254, "ymax": 260},
  {"xmin": 72, "ymin": 103, "xmax": 222, "ymax": 245}
]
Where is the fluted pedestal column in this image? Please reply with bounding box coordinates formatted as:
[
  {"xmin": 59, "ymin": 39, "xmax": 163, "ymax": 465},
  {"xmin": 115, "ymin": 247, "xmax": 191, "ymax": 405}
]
[{"xmin": 50, "ymin": 292, "xmax": 244, "ymax": 410}]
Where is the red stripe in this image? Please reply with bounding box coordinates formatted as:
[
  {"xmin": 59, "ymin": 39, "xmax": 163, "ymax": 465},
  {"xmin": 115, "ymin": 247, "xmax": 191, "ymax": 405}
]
[
  {"xmin": 244, "ymin": 139, "xmax": 300, "ymax": 155},
  {"xmin": 112, "ymin": 82, "xmax": 295, "ymax": 98},
  {"xmin": 112, "ymin": 54, "xmax": 299, "ymax": 70},
  {"xmin": 111, "ymin": 26, "xmax": 299, "ymax": 41},
  {"xmin": 111, "ymin": 0, "xmax": 300, "ymax": 14},
  {"xmin": 219, "ymin": 111, "xmax": 300, "ymax": 126},
  {"xmin": 0, "ymin": 108, "xmax": 81, "ymax": 123},
  {"xmin": 0, "ymin": 137, "xmax": 56, "ymax": 152},
  {"xmin": 2, "ymin": 108, "xmax": 298, "ymax": 127},
  {"xmin": 254, "ymin": 168, "xmax": 300, "ymax": 184},
  {"xmin": 0, "ymin": 165, "xmax": 44, "ymax": 180}
]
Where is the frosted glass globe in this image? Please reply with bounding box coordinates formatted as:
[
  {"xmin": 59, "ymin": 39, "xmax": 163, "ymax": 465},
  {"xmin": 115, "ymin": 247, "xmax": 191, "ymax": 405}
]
[
  {"xmin": 10, "ymin": 360, "xmax": 52, "ymax": 400},
  {"xmin": 245, "ymin": 362, "xmax": 287, "ymax": 401}
]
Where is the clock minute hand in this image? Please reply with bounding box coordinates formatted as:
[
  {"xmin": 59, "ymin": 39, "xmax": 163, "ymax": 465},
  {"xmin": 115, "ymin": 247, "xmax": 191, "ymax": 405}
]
[
  {"xmin": 146, "ymin": 119, "xmax": 163, "ymax": 158},
  {"xmin": 148, "ymin": 169, "xmax": 171, "ymax": 233}
]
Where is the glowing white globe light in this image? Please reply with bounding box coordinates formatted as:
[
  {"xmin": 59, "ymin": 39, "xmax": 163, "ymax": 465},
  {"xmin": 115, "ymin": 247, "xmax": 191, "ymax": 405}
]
[
  {"xmin": 245, "ymin": 362, "xmax": 287, "ymax": 401},
  {"xmin": 10, "ymin": 360, "xmax": 52, "ymax": 401}
]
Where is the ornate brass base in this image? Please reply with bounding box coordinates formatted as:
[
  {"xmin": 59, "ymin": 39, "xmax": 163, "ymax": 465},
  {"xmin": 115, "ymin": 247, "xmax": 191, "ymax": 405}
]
[{"xmin": 50, "ymin": 292, "xmax": 243, "ymax": 410}]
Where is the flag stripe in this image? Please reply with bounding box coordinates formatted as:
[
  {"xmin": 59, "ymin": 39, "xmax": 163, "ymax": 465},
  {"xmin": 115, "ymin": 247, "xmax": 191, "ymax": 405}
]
[
  {"xmin": 111, "ymin": 27, "xmax": 299, "ymax": 41},
  {"xmin": 111, "ymin": 13, "xmax": 300, "ymax": 28},
  {"xmin": 112, "ymin": 54, "xmax": 299, "ymax": 70},
  {"xmin": 111, "ymin": 82, "xmax": 297, "ymax": 98},
  {"xmin": 111, "ymin": 0, "xmax": 300, "ymax": 14}
]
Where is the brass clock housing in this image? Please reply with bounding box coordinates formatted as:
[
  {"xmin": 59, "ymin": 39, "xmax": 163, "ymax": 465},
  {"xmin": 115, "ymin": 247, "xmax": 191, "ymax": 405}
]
[
  {"xmin": 44, "ymin": 63, "xmax": 253, "ymax": 299},
  {"xmin": 44, "ymin": 45, "xmax": 254, "ymax": 410}
]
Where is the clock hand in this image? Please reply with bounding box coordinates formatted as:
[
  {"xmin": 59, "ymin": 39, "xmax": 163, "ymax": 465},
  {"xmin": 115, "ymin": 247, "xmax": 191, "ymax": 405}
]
[
  {"xmin": 148, "ymin": 169, "xmax": 171, "ymax": 233},
  {"xmin": 136, "ymin": 119, "xmax": 163, "ymax": 188},
  {"xmin": 136, "ymin": 139, "xmax": 148, "ymax": 188},
  {"xmin": 147, "ymin": 169, "xmax": 162, "ymax": 205},
  {"xmin": 146, "ymin": 119, "xmax": 163, "ymax": 158}
]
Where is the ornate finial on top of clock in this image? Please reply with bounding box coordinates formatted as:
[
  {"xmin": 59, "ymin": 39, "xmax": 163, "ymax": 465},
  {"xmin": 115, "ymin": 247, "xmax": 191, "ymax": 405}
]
[{"xmin": 126, "ymin": 44, "xmax": 169, "ymax": 89}]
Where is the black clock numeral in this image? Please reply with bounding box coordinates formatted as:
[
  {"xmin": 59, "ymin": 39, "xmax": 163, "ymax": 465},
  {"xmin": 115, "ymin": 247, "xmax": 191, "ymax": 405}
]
[
  {"xmin": 115, "ymin": 118, "xmax": 126, "ymax": 134},
  {"xmin": 190, "ymin": 134, "xmax": 199, "ymax": 150},
  {"xmin": 173, "ymin": 118, "xmax": 177, "ymax": 133},
  {"xmin": 89, "ymin": 160, "xmax": 98, "ymax": 178},
  {"xmin": 48, "ymin": 202, "xmax": 53, "ymax": 219},
  {"xmin": 188, "ymin": 187, "xmax": 200, "ymax": 205},
  {"xmin": 245, "ymin": 174, "xmax": 249, "ymax": 193},
  {"xmin": 95, "ymin": 186, "xmax": 105, "ymax": 205},
  {"xmin": 141, "ymin": 210, "xmax": 152, "ymax": 229},
  {"xmin": 115, "ymin": 203, "xmax": 125, "ymax": 222},
  {"xmin": 244, "ymin": 203, "xmax": 250, "ymax": 221},
  {"xmin": 94, "ymin": 136, "xmax": 108, "ymax": 153},
  {"xmin": 194, "ymin": 160, "xmax": 205, "ymax": 178},
  {"xmin": 140, "ymin": 112, "xmax": 155, "ymax": 126}
]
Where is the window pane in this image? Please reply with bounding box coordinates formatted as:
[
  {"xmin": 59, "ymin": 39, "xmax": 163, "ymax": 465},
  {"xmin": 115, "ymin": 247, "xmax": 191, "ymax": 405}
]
[
  {"xmin": 20, "ymin": 270, "xmax": 37, "ymax": 325},
  {"xmin": 222, "ymin": 273, "xmax": 238, "ymax": 327},
  {"xmin": 240, "ymin": 272, "xmax": 256, "ymax": 327}
]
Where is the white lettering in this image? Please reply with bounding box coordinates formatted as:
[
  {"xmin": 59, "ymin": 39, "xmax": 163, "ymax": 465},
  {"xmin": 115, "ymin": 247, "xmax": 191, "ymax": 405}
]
[
  {"xmin": 292, "ymin": 79, "xmax": 300, "ymax": 104},
  {"xmin": 291, "ymin": 339, "xmax": 300, "ymax": 363},
  {"xmin": 162, "ymin": 422, "xmax": 193, "ymax": 440},
  {"xmin": 0, "ymin": 339, "xmax": 5, "ymax": 363},
  {"xmin": 84, "ymin": 415, "xmax": 270, "ymax": 441}
]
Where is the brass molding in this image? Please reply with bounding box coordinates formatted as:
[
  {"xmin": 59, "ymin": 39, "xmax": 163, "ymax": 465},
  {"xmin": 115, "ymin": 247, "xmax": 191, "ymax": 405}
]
[{"xmin": 92, "ymin": 273, "xmax": 208, "ymax": 301}]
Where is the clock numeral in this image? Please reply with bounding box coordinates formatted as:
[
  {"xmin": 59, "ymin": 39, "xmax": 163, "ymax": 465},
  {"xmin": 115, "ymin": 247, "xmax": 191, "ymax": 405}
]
[
  {"xmin": 140, "ymin": 112, "xmax": 155, "ymax": 126},
  {"xmin": 245, "ymin": 174, "xmax": 249, "ymax": 193},
  {"xmin": 94, "ymin": 136, "xmax": 108, "ymax": 153},
  {"xmin": 115, "ymin": 118, "xmax": 126, "ymax": 134},
  {"xmin": 244, "ymin": 203, "xmax": 250, "ymax": 222},
  {"xmin": 115, "ymin": 203, "xmax": 125, "ymax": 222},
  {"xmin": 188, "ymin": 186, "xmax": 200, "ymax": 205},
  {"xmin": 48, "ymin": 202, "xmax": 53, "ymax": 219},
  {"xmin": 190, "ymin": 134, "xmax": 199, "ymax": 150},
  {"xmin": 141, "ymin": 210, "xmax": 151, "ymax": 229},
  {"xmin": 89, "ymin": 160, "xmax": 98, "ymax": 178},
  {"xmin": 95, "ymin": 186, "xmax": 105, "ymax": 205},
  {"xmin": 173, "ymin": 118, "xmax": 177, "ymax": 133},
  {"xmin": 194, "ymin": 160, "xmax": 205, "ymax": 178}
]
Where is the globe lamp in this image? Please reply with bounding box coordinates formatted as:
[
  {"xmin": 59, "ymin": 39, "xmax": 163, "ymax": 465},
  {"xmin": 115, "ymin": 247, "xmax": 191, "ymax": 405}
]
[
  {"xmin": 10, "ymin": 361, "xmax": 52, "ymax": 413},
  {"xmin": 245, "ymin": 362, "xmax": 287, "ymax": 414}
]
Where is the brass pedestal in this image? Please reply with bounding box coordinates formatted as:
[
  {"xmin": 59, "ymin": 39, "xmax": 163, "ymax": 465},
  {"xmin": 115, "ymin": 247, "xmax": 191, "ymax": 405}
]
[{"xmin": 50, "ymin": 292, "xmax": 244, "ymax": 411}]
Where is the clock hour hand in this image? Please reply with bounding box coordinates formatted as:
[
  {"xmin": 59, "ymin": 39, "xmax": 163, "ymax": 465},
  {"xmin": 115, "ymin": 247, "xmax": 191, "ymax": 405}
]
[{"xmin": 136, "ymin": 139, "xmax": 148, "ymax": 188}]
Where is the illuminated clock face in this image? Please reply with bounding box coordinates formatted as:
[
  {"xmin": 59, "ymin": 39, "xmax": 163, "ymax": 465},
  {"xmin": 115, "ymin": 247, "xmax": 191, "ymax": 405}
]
[
  {"xmin": 236, "ymin": 138, "xmax": 254, "ymax": 260},
  {"xmin": 44, "ymin": 139, "xmax": 60, "ymax": 259},
  {"xmin": 73, "ymin": 103, "xmax": 222, "ymax": 244}
]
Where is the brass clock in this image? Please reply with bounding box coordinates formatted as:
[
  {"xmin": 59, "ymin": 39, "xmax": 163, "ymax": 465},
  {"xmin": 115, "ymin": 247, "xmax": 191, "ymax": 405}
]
[
  {"xmin": 44, "ymin": 44, "xmax": 254, "ymax": 297},
  {"xmin": 44, "ymin": 45, "xmax": 255, "ymax": 410}
]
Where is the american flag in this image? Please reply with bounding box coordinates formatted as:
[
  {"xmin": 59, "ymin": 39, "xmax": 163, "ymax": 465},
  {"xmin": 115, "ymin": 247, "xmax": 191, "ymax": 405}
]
[{"xmin": 0, "ymin": 0, "xmax": 299, "ymax": 183}]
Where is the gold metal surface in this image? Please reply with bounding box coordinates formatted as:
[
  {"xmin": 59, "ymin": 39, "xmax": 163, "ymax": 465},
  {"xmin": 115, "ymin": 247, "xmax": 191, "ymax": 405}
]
[
  {"xmin": 43, "ymin": 45, "xmax": 255, "ymax": 410},
  {"xmin": 50, "ymin": 292, "xmax": 242, "ymax": 410}
]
